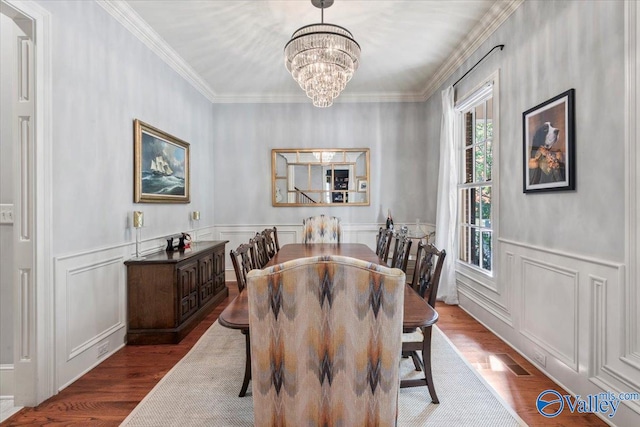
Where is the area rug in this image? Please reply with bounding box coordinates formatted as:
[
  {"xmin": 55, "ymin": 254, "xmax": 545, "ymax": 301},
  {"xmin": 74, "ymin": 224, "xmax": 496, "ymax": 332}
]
[{"xmin": 121, "ymin": 322, "xmax": 527, "ymax": 426}]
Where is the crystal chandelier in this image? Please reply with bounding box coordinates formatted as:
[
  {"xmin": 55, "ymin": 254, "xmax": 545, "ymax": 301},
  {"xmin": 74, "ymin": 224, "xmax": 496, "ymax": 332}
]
[{"xmin": 284, "ymin": 0, "xmax": 361, "ymax": 108}]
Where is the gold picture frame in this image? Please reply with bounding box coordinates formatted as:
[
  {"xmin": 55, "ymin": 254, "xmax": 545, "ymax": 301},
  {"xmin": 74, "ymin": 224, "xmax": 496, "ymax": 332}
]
[{"xmin": 134, "ymin": 119, "xmax": 190, "ymax": 203}]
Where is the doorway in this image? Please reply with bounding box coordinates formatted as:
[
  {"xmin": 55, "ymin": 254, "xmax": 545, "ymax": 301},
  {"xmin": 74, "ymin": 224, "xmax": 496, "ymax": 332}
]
[{"xmin": 0, "ymin": 0, "xmax": 52, "ymax": 416}]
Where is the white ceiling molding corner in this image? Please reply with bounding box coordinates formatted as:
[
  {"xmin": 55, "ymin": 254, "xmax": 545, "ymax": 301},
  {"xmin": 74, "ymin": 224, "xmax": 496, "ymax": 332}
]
[
  {"xmin": 96, "ymin": 0, "xmax": 218, "ymax": 103},
  {"xmin": 419, "ymin": 0, "xmax": 524, "ymax": 102}
]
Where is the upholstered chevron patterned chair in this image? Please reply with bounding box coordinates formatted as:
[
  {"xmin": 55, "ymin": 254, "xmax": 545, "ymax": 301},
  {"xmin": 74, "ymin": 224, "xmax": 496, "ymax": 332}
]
[
  {"xmin": 247, "ymin": 256, "xmax": 405, "ymax": 427},
  {"xmin": 302, "ymin": 215, "xmax": 341, "ymax": 243}
]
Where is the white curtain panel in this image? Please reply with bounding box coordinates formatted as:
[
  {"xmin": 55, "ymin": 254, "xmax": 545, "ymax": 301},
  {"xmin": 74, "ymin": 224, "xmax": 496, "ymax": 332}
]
[{"xmin": 435, "ymin": 86, "xmax": 460, "ymax": 305}]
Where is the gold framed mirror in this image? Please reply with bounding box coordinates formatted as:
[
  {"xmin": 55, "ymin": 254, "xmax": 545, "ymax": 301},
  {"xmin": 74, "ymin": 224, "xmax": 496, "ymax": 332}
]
[{"xmin": 272, "ymin": 149, "xmax": 370, "ymax": 207}]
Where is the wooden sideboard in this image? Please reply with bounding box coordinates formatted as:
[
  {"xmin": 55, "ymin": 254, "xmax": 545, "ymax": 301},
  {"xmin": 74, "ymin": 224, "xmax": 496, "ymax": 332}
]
[{"xmin": 124, "ymin": 240, "xmax": 228, "ymax": 344}]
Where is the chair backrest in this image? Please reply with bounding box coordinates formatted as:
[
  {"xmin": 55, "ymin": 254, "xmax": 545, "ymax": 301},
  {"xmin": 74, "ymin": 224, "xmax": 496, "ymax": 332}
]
[
  {"xmin": 411, "ymin": 242, "xmax": 446, "ymax": 307},
  {"xmin": 375, "ymin": 227, "xmax": 394, "ymax": 264},
  {"xmin": 302, "ymin": 215, "xmax": 341, "ymax": 243},
  {"xmin": 390, "ymin": 234, "xmax": 412, "ymax": 272},
  {"xmin": 229, "ymin": 243, "xmax": 255, "ymax": 292},
  {"xmin": 247, "ymin": 255, "xmax": 404, "ymax": 426},
  {"xmin": 261, "ymin": 227, "xmax": 279, "ymax": 258},
  {"xmin": 250, "ymin": 234, "xmax": 269, "ymax": 268}
]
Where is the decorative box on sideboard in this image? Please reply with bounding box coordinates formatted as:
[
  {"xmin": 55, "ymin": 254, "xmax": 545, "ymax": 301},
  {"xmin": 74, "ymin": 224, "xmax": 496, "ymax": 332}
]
[{"xmin": 124, "ymin": 240, "xmax": 228, "ymax": 345}]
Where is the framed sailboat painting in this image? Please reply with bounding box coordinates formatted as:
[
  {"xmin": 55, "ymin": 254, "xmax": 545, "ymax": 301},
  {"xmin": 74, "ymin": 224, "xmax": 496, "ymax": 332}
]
[{"xmin": 134, "ymin": 119, "xmax": 190, "ymax": 203}]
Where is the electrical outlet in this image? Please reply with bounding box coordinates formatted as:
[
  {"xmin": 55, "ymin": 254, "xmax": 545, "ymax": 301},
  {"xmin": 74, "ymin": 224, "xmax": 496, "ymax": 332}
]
[
  {"xmin": 533, "ymin": 349, "xmax": 546, "ymax": 367},
  {"xmin": 0, "ymin": 204, "xmax": 14, "ymax": 224},
  {"xmin": 97, "ymin": 342, "xmax": 109, "ymax": 357}
]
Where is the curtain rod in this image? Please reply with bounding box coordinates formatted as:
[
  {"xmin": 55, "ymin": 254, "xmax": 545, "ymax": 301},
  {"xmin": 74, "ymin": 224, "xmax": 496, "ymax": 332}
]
[{"xmin": 452, "ymin": 44, "xmax": 504, "ymax": 87}]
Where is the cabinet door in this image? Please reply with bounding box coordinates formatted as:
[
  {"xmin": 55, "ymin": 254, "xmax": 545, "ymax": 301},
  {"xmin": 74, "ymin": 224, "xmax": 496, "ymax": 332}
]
[
  {"xmin": 198, "ymin": 254, "xmax": 215, "ymax": 305},
  {"xmin": 178, "ymin": 261, "xmax": 198, "ymax": 322},
  {"xmin": 214, "ymin": 247, "xmax": 226, "ymax": 292}
]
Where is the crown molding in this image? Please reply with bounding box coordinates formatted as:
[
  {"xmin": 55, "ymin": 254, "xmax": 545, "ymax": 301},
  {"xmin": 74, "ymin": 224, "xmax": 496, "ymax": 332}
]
[
  {"xmin": 96, "ymin": 0, "xmax": 218, "ymax": 103},
  {"xmin": 97, "ymin": 0, "xmax": 522, "ymax": 105},
  {"xmin": 211, "ymin": 91, "xmax": 426, "ymax": 104},
  {"xmin": 419, "ymin": 0, "xmax": 523, "ymax": 102}
]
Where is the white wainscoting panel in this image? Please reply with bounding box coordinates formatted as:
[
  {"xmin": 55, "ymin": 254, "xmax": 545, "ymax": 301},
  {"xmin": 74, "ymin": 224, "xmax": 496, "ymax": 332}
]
[
  {"xmin": 0, "ymin": 365, "xmax": 13, "ymax": 398},
  {"xmin": 460, "ymin": 238, "xmax": 640, "ymax": 424},
  {"xmin": 520, "ymin": 257, "xmax": 578, "ymax": 371},
  {"xmin": 456, "ymin": 242, "xmax": 513, "ymax": 328},
  {"xmin": 54, "ymin": 245, "xmax": 129, "ymax": 390}
]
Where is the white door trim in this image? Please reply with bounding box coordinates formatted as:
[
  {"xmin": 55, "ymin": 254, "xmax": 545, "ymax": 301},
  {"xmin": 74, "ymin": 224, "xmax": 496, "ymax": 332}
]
[{"xmin": 2, "ymin": 0, "xmax": 53, "ymax": 405}]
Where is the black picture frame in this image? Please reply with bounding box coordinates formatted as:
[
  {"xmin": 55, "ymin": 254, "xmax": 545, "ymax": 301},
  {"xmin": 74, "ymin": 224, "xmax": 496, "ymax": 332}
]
[{"xmin": 523, "ymin": 89, "xmax": 575, "ymax": 193}]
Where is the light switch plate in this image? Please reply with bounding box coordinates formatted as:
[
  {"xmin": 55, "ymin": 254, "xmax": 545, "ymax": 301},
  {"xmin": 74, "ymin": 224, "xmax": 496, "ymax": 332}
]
[{"xmin": 0, "ymin": 204, "xmax": 14, "ymax": 224}]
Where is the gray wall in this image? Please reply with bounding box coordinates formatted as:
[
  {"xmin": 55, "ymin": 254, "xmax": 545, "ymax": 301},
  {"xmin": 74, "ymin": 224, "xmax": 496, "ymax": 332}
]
[
  {"xmin": 44, "ymin": 0, "xmax": 216, "ymax": 255},
  {"xmin": 423, "ymin": 0, "xmax": 624, "ymax": 261},
  {"xmin": 211, "ymin": 102, "xmax": 433, "ymax": 227}
]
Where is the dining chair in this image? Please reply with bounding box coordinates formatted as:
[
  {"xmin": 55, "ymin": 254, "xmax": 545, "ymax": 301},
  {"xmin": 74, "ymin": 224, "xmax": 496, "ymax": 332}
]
[
  {"xmin": 375, "ymin": 227, "xmax": 394, "ymax": 264},
  {"xmin": 246, "ymin": 255, "xmax": 405, "ymax": 426},
  {"xmin": 229, "ymin": 242, "xmax": 257, "ymax": 397},
  {"xmin": 401, "ymin": 241, "xmax": 446, "ymax": 403},
  {"xmin": 302, "ymin": 214, "xmax": 341, "ymax": 243},
  {"xmin": 261, "ymin": 227, "xmax": 279, "ymax": 258},
  {"xmin": 390, "ymin": 233, "xmax": 412, "ymax": 272},
  {"xmin": 250, "ymin": 234, "xmax": 269, "ymax": 268},
  {"xmin": 230, "ymin": 243, "xmax": 255, "ymax": 293}
]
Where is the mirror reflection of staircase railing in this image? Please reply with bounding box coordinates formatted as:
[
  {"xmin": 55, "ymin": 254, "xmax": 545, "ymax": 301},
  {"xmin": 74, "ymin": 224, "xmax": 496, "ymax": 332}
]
[{"xmin": 294, "ymin": 187, "xmax": 317, "ymax": 204}]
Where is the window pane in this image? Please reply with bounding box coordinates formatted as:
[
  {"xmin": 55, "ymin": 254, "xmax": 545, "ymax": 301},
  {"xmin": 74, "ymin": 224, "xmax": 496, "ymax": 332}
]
[
  {"xmin": 475, "ymin": 144, "xmax": 485, "ymax": 182},
  {"xmin": 486, "ymin": 139, "xmax": 493, "ymax": 181},
  {"xmin": 486, "ymin": 98, "xmax": 493, "ymax": 139},
  {"xmin": 465, "ymin": 147, "xmax": 473, "ymax": 184},
  {"xmin": 460, "ymin": 188, "xmax": 470, "ymax": 224},
  {"xmin": 459, "ymin": 226, "xmax": 469, "ymax": 263},
  {"xmin": 471, "ymin": 227, "xmax": 480, "ymax": 266},
  {"xmin": 481, "ymin": 186, "xmax": 491, "ymax": 228},
  {"xmin": 470, "ymin": 188, "xmax": 480, "ymax": 225},
  {"xmin": 458, "ymin": 88, "xmax": 495, "ymax": 274},
  {"xmin": 465, "ymin": 112, "xmax": 473, "ymax": 147},
  {"xmin": 475, "ymin": 103, "xmax": 485, "ymax": 143},
  {"xmin": 482, "ymin": 231, "xmax": 492, "ymax": 271}
]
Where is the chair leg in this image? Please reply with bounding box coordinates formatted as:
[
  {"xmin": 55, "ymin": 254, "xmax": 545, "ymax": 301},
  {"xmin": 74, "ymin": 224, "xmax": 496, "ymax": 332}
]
[
  {"xmin": 422, "ymin": 326, "xmax": 438, "ymax": 404},
  {"xmin": 239, "ymin": 329, "xmax": 251, "ymax": 397},
  {"xmin": 410, "ymin": 351, "xmax": 423, "ymax": 371}
]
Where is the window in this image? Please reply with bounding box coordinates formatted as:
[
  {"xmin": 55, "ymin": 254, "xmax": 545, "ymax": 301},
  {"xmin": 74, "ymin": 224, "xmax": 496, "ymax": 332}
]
[{"xmin": 457, "ymin": 83, "xmax": 495, "ymax": 275}]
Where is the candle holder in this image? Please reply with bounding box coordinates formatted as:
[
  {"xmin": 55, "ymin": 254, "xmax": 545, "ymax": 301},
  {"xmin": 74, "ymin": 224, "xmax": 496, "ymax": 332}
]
[
  {"xmin": 132, "ymin": 211, "xmax": 146, "ymax": 260},
  {"xmin": 191, "ymin": 211, "xmax": 200, "ymax": 242}
]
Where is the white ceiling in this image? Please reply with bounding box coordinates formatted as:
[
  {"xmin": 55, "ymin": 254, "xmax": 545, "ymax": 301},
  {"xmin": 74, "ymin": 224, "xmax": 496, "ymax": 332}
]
[{"xmin": 105, "ymin": 0, "xmax": 520, "ymax": 104}]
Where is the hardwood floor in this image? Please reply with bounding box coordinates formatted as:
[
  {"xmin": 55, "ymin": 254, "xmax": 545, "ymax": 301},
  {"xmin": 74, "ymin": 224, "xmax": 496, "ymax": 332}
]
[
  {"xmin": 2, "ymin": 285, "xmax": 606, "ymax": 426},
  {"xmin": 435, "ymin": 304, "xmax": 606, "ymax": 427}
]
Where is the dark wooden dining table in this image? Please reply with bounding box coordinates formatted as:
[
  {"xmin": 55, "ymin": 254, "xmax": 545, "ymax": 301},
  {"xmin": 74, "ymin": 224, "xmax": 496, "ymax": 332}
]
[{"xmin": 218, "ymin": 243, "xmax": 439, "ymax": 402}]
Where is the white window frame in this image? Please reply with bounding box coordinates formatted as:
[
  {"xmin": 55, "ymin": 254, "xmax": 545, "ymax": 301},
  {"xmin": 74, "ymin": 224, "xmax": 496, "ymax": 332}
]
[{"xmin": 455, "ymin": 72, "xmax": 499, "ymax": 285}]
